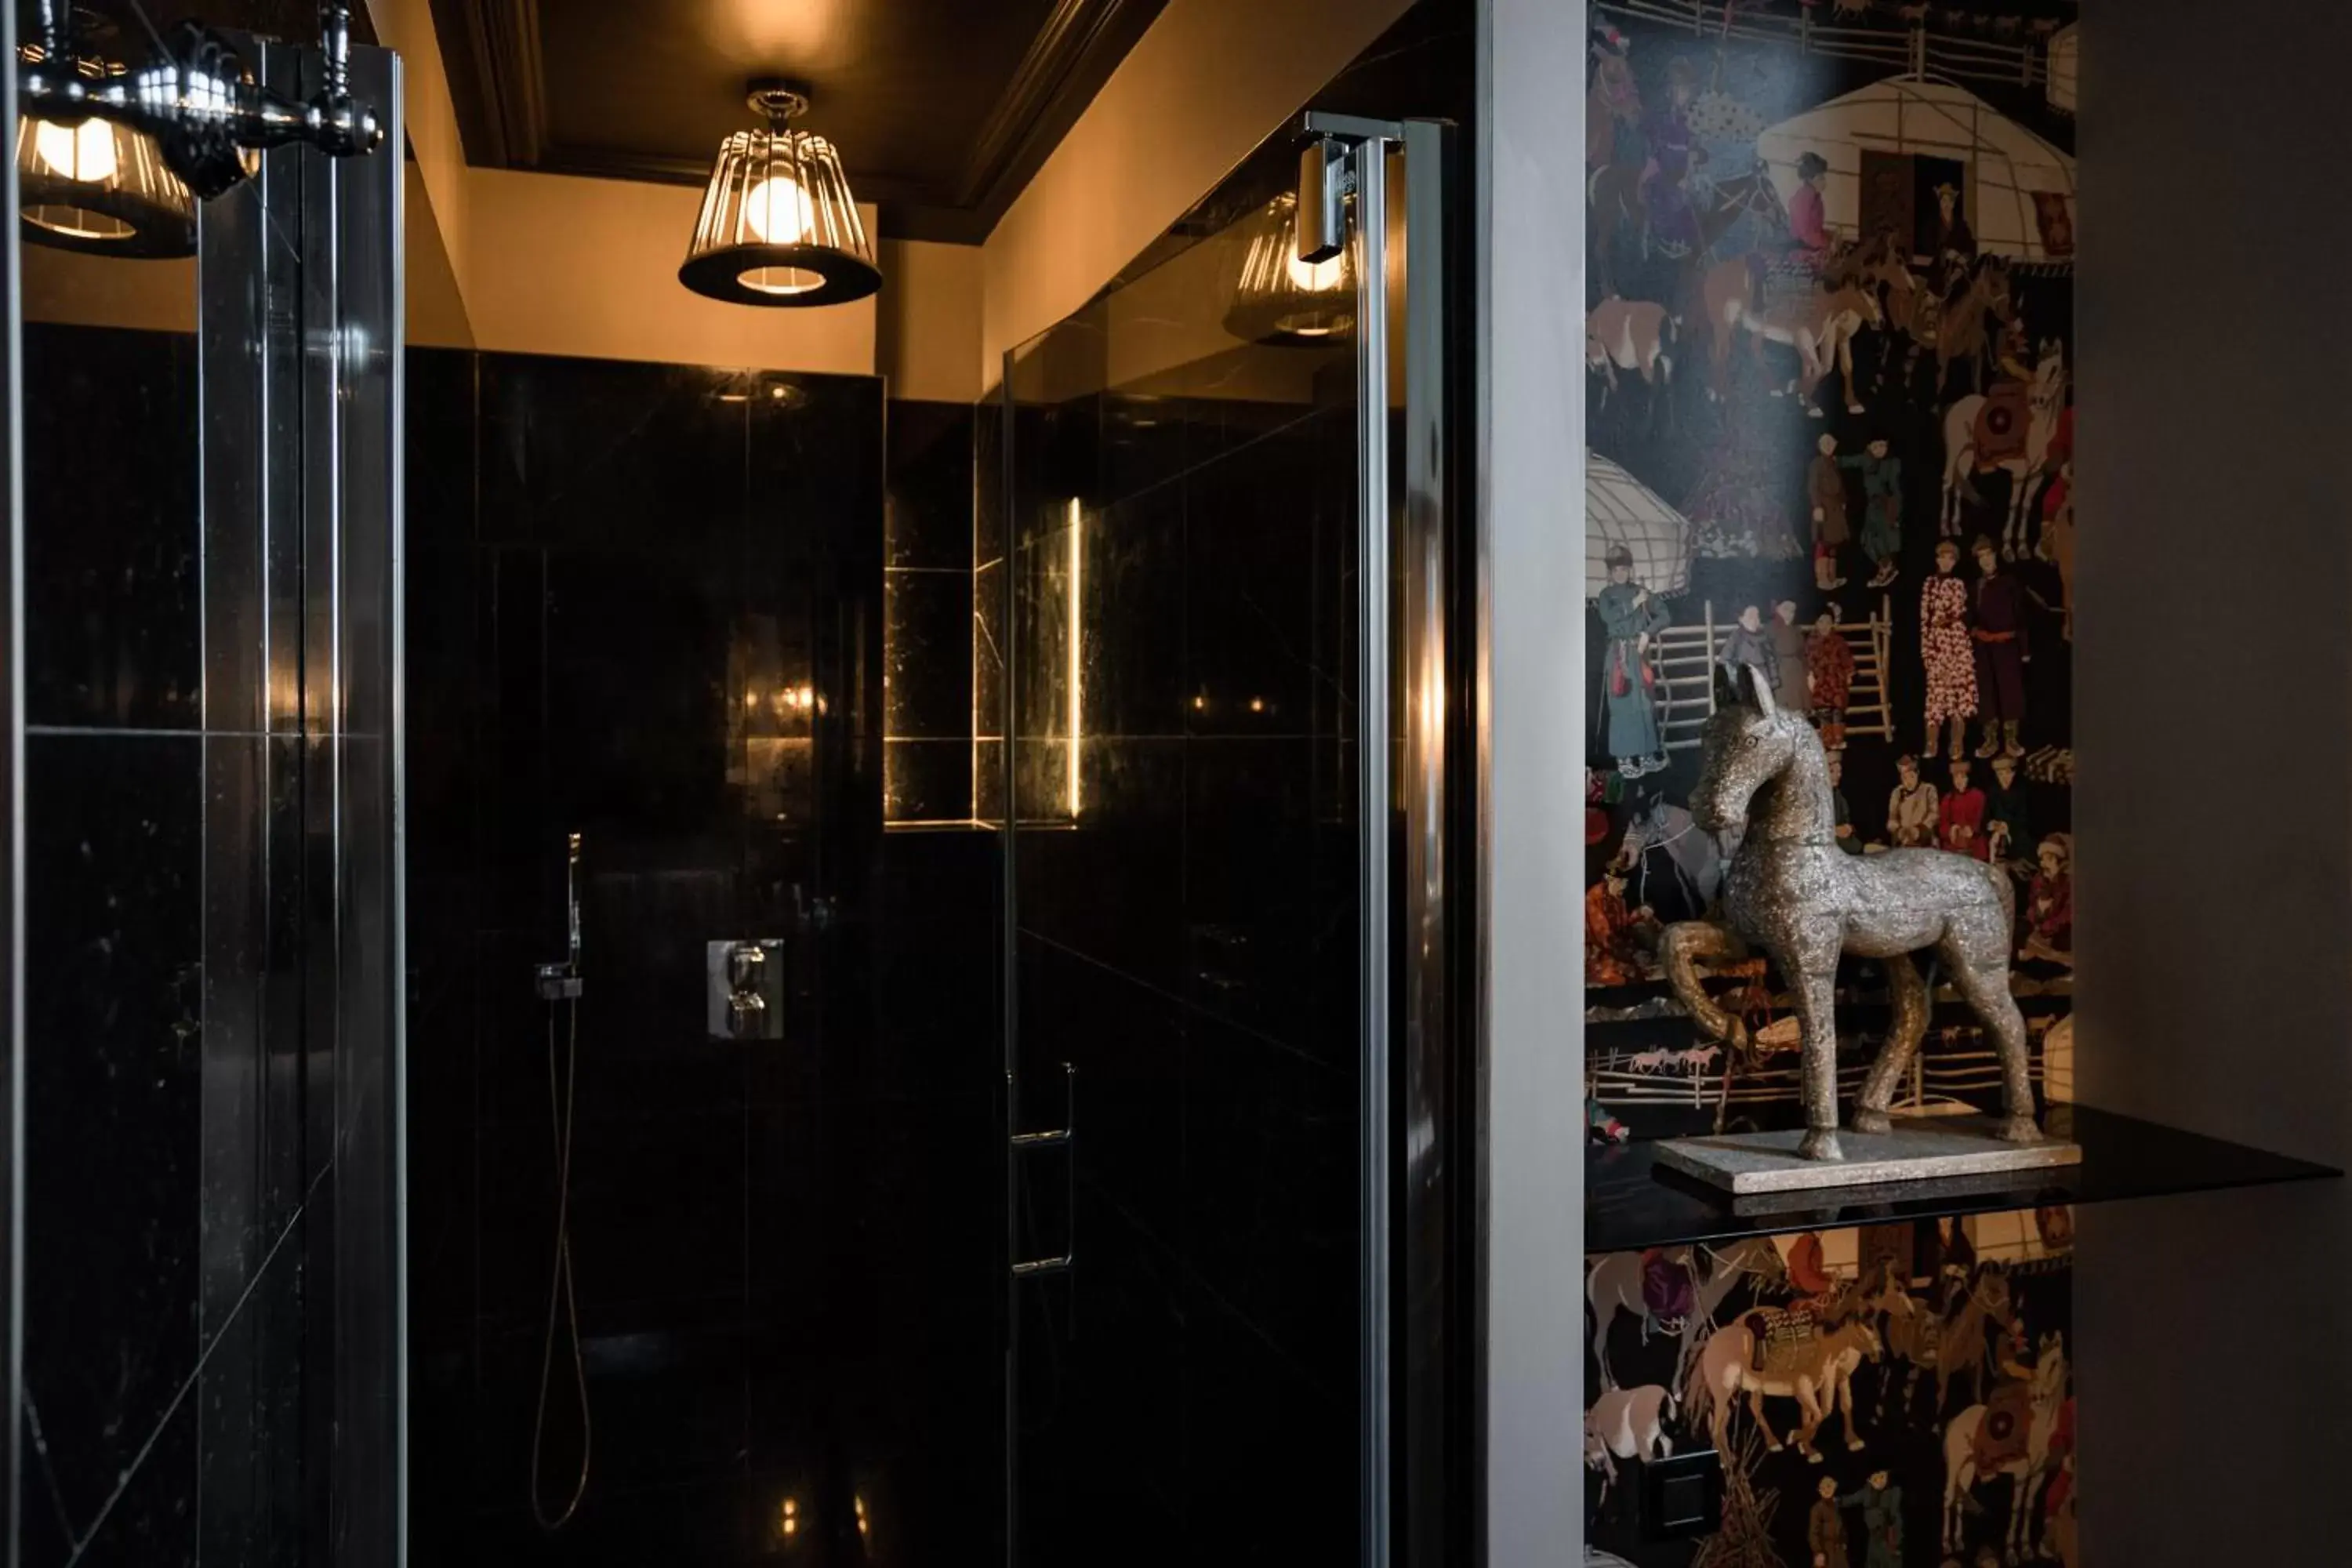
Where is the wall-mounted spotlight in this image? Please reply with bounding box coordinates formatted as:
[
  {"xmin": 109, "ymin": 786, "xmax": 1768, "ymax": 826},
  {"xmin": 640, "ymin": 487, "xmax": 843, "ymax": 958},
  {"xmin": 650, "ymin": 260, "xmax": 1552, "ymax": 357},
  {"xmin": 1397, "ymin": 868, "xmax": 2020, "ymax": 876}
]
[{"xmin": 680, "ymin": 80, "xmax": 880, "ymax": 307}]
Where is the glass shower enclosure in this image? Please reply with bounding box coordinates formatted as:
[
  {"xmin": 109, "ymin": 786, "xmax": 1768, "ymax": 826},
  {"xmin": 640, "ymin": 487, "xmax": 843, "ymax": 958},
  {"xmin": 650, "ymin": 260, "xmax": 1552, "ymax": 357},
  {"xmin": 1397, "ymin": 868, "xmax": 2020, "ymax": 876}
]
[
  {"xmin": 999, "ymin": 114, "xmax": 1468, "ymax": 1565},
  {"xmin": 2, "ymin": 19, "xmax": 405, "ymax": 1565}
]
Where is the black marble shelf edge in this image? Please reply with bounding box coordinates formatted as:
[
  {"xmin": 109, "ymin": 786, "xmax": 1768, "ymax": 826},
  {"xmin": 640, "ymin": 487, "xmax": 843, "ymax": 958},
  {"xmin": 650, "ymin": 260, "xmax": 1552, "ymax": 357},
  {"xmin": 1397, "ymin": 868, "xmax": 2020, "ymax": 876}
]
[{"xmin": 1583, "ymin": 1102, "xmax": 2344, "ymax": 1256}]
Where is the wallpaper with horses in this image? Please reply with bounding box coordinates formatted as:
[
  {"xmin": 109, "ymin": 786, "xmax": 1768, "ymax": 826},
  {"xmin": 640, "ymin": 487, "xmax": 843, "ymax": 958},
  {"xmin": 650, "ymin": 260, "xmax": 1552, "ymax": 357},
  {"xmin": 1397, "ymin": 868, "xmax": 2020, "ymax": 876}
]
[
  {"xmin": 1586, "ymin": 1214, "xmax": 2077, "ymax": 1568},
  {"xmin": 1581, "ymin": 2, "xmax": 2078, "ymax": 1563}
]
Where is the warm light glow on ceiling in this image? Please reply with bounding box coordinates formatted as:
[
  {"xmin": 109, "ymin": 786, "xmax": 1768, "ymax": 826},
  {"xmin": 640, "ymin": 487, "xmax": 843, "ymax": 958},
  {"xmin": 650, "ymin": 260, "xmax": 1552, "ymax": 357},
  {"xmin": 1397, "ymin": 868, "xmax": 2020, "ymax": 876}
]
[{"xmin": 708, "ymin": 1, "xmax": 855, "ymax": 68}]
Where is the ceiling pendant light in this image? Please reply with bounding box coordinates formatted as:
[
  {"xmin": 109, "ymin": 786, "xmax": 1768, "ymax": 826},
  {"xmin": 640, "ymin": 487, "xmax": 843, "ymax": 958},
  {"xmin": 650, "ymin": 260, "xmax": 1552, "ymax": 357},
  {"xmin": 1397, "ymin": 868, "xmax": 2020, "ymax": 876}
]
[
  {"xmin": 14, "ymin": 29, "xmax": 195, "ymax": 259},
  {"xmin": 680, "ymin": 80, "xmax": 880, "ymax": 308},
  {"xmin": 1222, "ymin": 191, "xmax": 1353, "ymax": 347}
]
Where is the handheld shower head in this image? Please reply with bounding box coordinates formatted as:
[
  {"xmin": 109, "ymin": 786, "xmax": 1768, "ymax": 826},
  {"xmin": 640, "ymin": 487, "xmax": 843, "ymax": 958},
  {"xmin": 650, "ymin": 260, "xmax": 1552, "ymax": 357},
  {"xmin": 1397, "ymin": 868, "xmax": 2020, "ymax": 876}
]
[
  {"xmin": 536, "ymin": 832, "xmax": 586, "ymax": 1000},
  {"xmin": 566, "ymin": 833, "xmax": 583, "ymax": 974}
]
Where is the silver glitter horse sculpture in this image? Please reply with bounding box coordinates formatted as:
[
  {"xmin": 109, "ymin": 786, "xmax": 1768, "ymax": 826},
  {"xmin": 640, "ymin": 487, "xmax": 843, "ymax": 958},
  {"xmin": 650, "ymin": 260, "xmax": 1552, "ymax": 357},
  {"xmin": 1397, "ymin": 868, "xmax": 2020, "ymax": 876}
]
[{"xmin": 1661, "ymin": 665, "xmax": 2040, "ymax": 1161}]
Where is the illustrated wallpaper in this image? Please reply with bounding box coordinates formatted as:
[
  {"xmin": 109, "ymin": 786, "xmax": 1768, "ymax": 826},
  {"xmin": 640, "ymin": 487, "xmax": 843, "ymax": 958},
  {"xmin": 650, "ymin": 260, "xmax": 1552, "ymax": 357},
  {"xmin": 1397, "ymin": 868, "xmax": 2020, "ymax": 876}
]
[{"xmin": 1579, "ymin": 3, "xmax": 2079, "ymax": 1563}]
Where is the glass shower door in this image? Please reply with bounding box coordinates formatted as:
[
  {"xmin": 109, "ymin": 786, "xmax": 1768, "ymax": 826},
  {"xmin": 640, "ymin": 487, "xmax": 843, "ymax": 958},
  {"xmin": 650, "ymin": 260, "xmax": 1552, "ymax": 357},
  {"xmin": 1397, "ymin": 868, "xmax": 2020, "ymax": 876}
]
[
  {"xmin": 1000, "ymin": 118, "xmax": 1461, "ymax": 1567},
  {"xmin": 5, "ymin": 25, "xmax": 405, "ymax": 1566}
]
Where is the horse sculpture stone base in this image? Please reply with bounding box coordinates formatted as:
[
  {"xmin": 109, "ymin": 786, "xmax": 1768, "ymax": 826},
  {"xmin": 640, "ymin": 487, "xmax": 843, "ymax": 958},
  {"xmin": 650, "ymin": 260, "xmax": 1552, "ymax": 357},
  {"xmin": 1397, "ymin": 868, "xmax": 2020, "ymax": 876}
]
[
  {"xmin": 1658, "ymin": 665, "xmax": 2060, "ymax": 1172},
  {"xmin": 1653, "ymin": 1115, "xmax": 2080, "ymax": 1196}
]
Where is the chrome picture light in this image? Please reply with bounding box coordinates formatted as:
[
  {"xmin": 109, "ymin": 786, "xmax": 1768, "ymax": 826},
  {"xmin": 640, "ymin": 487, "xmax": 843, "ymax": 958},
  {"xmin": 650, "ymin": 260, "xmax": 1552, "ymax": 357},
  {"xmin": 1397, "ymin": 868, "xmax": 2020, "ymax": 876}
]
[{"xmin": 16, "ymin": 0, "xmax": 383, "ymax": 252}]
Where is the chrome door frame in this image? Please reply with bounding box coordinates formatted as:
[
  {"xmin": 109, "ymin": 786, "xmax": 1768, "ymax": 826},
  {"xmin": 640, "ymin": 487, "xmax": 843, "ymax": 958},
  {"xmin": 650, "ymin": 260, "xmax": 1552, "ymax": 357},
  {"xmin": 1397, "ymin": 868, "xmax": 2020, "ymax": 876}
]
[{"xmin": 1303, "ymin": 111, "xmax": 1465, "ymax": 1568}]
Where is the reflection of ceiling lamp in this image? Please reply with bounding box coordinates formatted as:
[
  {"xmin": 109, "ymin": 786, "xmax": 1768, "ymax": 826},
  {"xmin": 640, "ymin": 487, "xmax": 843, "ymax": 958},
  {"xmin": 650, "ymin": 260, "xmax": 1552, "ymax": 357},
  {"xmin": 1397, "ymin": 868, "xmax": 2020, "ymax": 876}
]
[
  {"xmin": 1223, "ymin": 191, "xmax": 1354, "ymax": 346},
  {"xmin": 15, "ymin": 1, "xmax": 381, "ymax": 233},
  {"xmin": 15, "ymin": 21, "xmax": 194, "ymax": 258},
  {"xmin": 681, "ymin": 80, "xmax": 880, "ymax": 308}
]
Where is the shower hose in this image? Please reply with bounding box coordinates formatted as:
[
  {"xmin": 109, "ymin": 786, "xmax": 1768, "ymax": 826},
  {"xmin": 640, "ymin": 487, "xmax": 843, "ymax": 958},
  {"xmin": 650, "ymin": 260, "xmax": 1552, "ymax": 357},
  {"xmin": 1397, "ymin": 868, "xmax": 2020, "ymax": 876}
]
[{"xmin": 530, "ymin": 994, "xmax": 591, "ymax": 1529}]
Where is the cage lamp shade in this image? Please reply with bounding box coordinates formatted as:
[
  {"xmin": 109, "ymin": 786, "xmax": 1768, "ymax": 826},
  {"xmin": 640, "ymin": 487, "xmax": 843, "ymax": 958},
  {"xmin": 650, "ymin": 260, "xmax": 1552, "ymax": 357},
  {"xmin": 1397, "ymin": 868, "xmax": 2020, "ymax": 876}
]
[
  {"xmin": 680, "ymin": 85, "xmax": 880, "ymax": 308},
  {"xmin": 1223, "ymin": 191, "xmax": 1353, "ymax": 346},
  {"xmin": 13, "ymin": 53, "xmax": 197, "ymax": 258}
]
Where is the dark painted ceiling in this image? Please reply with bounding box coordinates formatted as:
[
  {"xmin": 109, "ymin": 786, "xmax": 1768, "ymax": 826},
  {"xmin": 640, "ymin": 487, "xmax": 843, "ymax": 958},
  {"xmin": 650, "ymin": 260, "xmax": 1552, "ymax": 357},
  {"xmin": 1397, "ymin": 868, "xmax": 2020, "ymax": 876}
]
[{"xmin": 426, "ymin": 0, "xmax": 1168, "ymax": 244}]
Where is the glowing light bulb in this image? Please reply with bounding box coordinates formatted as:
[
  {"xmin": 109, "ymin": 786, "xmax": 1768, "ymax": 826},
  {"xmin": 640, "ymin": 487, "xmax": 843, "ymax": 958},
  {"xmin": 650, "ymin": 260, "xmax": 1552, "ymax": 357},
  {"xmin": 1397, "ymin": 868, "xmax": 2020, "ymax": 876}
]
[
  {"xmin": 34, "ymin": 118, "xmax": 117, "ymax": 185},
  {"xmin": 744, "ymin": 174, "xmax": 813, "ymax": 245},
  {"xmin": 1284, "ymin": 248, "xmax": 1343, "ymax": 294}
]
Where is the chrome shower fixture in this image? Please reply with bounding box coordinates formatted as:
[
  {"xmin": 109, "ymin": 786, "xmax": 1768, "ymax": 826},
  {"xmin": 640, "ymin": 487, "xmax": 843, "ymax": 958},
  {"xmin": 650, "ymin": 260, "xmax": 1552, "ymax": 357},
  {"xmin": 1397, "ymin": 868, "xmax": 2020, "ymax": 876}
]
[
  {"xmin": 19, "ymin": 2, "xmax": 384, "ymax": 202},
  {"xmin": 535, "ymin": 833, "xmax": 585, "ymax": 1001}
]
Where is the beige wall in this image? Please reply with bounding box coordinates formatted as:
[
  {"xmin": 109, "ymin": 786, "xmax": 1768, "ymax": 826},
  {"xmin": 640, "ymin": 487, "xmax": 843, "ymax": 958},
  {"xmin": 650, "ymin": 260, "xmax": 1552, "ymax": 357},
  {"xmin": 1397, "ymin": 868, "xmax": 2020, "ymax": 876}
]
[
  {"xmin": 459, "ymin": 167, "xmax": 876, "ymax": 372},
  {"xmin": 405, "ymin": 160, "xmax": 474, "ymax": 347},
  {"xmin": 876, "ymin": 238, "xmax": 982, "ymax": 403},
  {"xmin": 365, "ymin": 0, "xmax": 472, "ymax": 298},
  {"xmin": 20, "ymin": 246, "xmax": 196, "ymax": 332}
]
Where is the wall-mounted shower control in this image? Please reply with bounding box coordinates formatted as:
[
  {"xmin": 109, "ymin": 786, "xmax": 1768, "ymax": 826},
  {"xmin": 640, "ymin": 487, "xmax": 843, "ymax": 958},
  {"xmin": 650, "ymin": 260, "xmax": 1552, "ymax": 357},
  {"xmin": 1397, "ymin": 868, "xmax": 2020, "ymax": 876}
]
[{"xmin": 706, "ymin": 940, "xmax": 786, "ymax": 1040}]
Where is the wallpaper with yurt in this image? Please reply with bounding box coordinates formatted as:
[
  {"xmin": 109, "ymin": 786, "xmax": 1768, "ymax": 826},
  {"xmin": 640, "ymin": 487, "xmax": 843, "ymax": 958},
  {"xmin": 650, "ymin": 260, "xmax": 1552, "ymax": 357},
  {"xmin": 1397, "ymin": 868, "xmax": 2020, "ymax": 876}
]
[{"xmin": 1580, "ymin": 3, "xmax": 2078, "ymax": 1565}]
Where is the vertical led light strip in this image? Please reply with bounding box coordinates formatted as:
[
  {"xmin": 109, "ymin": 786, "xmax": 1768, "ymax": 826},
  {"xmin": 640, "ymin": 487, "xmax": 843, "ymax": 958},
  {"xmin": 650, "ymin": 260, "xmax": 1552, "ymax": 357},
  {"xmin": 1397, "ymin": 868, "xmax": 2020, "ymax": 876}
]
[{"xmin": 1065, "ymin": 496, "xmax": 1083, "ymax": 818}]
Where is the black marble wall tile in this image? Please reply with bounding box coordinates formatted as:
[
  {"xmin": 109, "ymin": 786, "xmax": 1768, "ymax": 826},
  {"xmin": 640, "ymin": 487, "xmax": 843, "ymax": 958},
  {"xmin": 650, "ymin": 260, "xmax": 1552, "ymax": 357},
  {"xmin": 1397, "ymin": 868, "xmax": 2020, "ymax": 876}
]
[
  {"xmin": 196, "ymin": 1226, "xmax": 307, "ymax": 1568},
  {"xmin": 405, "ymin": 347, "xmax": 478, "ymax": 553},
  {"xmin": 1013, "ymin": 1205, "xmax": 1187, "ymax": 1567},
  {"xmin": 406, "ymin": 347, "xmax": 1003, "ymax": 1564},
  {"xmin": 1017, "ymin": 738, "xmax": 1186, "ymax": 991},
  {"xmin": 860, "ymin": 831, "xmax": 1000, "ymax": 1101},
  {"xmin": 974, "ymin": 737, "xmax": 1008, "ymax": 825},
  {"xmin": 1180, "ymin": 1285, "xmax": 1353, "ymax": 1560},
  {"xmin": 1183, "ymin": 738, "xmax": 1316, "ymax": 1048},
  {"xmin": 884, "ymin": 568, "xmax": 975, "ymax": 742},
  {"xmin": 1017, "ymin": 935, "xmax": 1185, "ymax": 1250},
  {"xmin": 1102, "ymin": 391, "xmax": 1192, "ymax": 506},
  {"xmin": 1184, "ymin": 412, "xmax": 1323, "ymax": 739},
  {"xmin": 21, "ymin": 325, "xmax": 201, "ymax": 730},
  {"xmin": 198, "ymin": 733, "xmax": 307, "ymax": 1335},
  {"xmin": 886, "ymin": 400, "xmax": 975, "ymax": 571},
  {"xmin": 541, "ymin": 545, "xmax": 739, "ymax": 841},
  {"xmin": 1181, "ymin": 1015, "xmax": 1355, "ymax": 1390},
  {"xmin": 884, "ymin": 738, "xmax": 972, "ymax": 822},
  {"xmin": 456, "ymin": 1471, "xmax": 753, "ymax": 1568},
  {"xmin": 64, "ymin": 1383, "xmax": 200, "ymax": 1568},
  {"xmin": 975, "ymin": 393, "xmax": 1007, "ymax": 570},
  {"xmin": 477, "ymin": 355, "xmax": 747, "ymax": 553},
  {"xmin": 1082, "ymin": 485, "xmax": 1188, "ymax": 741},
  {"xmin": 470, "ymin": 1319, "xmax": 748, "ymax": 1501},
  {"xmin": 22, "ymin": 732, "xmax": 204, "ymax": 1544}
]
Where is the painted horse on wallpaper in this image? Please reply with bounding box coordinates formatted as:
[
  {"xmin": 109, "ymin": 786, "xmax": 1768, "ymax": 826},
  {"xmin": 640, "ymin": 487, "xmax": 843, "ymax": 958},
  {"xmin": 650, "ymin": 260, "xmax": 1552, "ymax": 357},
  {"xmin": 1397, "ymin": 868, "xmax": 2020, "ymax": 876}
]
[
  {"xmin": 1686, "ymin": 1308, "xmax": 1882, "ymax": 1463},
  {"xmin": 1659, "ymin": 666, "xmax": 2038, "ymax": 1161},
  {"xmin": 1863, "ymin": 248, "xmax": 2016, "ymax": 407},
  {"xmin": 1872, "ymin": 1265, "xmax": 2017, "ymax": 1424},
  {"xmin": 1933, "ymin": 253, "xmax": 2017, "ymax": 401},
  {"xmin": 1726, "ymin": 271, "xmax": 1882, "ymax": 416},
  {"xmin": 1584, "ymin": 1383, "xmax": 1678, "ymax": 1504},
  {"xmin": 1942, "ymin": 340, "xmax": 2069, "ymax": 551},
  {"xmin": 1586, "ymin": 1237, "xmax": 1788, "ymax": 1391},
  {"xmin": 1586, "ymin": 295, "xmax": 1679, "ymax": 434},
  {"xmin": 1943, "ymin": 1334, "xmax": 2071, "ymax": 1561}
]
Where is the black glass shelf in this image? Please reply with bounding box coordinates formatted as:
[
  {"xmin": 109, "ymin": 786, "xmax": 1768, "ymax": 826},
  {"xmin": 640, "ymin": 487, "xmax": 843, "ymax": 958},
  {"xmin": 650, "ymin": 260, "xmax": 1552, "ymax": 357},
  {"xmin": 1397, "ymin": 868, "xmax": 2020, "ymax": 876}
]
[{"xmin": 1587, "ymin": 1103, "xmax": 2341, "ymax": 1255}]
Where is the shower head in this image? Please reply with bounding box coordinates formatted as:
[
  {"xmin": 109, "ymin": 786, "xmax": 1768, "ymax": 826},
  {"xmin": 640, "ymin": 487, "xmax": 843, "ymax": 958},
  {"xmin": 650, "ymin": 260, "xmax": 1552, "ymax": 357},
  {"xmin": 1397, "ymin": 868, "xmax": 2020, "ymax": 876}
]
[
  {"xmin": 536, "ymin": 832, "xmax": 586, "ymax": 1001},
  {"xmin": 564, "ymin": 833, "xmax": 583, "ymax": 973}
]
